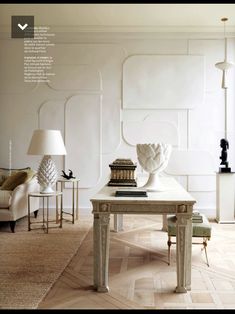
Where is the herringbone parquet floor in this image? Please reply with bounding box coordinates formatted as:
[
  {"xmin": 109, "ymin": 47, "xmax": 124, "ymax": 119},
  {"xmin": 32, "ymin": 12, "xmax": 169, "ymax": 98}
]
[{"xmin": 38, "ymin": 214, "xmax": 235, "ymax": 309}]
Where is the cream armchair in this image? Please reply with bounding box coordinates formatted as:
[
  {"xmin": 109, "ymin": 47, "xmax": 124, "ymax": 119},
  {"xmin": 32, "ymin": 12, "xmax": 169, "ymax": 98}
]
[{"xmin": 0, "ymin": 170, "xmax": 40, "ymax": 232}]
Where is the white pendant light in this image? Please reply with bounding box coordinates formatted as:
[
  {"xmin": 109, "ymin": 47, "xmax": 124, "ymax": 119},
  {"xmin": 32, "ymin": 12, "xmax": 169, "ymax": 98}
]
[{"xmin": 215, "ymin": 17, "xmax": 234, "ymax": 89}]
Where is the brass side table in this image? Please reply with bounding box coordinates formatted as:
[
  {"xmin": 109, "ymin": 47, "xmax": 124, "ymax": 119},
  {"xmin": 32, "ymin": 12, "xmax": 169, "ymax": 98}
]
[
  {"xmin": 56, "ymin": 178, "xmax": 79, "ymax": 224},
  {"xmin": 28, "ymin": 191, "xmax": 63, "ymax": 233}
]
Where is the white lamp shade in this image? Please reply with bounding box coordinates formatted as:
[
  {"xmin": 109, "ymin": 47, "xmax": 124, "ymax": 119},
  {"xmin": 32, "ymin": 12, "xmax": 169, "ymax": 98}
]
[{"xmin": 27, "ymin": 129, "xmax": 67, "ymax": 155}]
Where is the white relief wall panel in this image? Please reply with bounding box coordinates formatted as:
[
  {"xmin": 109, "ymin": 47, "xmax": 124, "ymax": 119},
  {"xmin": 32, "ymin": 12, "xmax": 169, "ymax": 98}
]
[
  {"xmin": 122, "ymin": 110, "xmax": 179, "ymax": 145},
  {"xmin": 38, "ymin": 100, "xmax": 65, "ymax": 132},
  {"xmin": 188, "ymin": 39, "xmax": 224, "ymax": 92},
  {"xmin": 123, "ymin": 39, "xmax": 188, "ymax": 55},
  {"xmin": 190, "ymin": 92, "xmax": 224, "ymax": 152},
  {"xmin": 165, "ymin": 150, "xmax": 216, "ymax": 175},
  {"xmin": 189, "ymin": 191, "xmax": 216, "ymax": 211},
  {"xmin": 53, "ymin": 43, "xmax": 126, "ymax": 155},
  {"xmin": 123, "ymin": 120, "xmax": 178, "ymax": 146},
  {"xmin": 65, "ymin": 94, "xmax": 102, "ymax": 188},
  {"xmin": 171, "ymin": 175, "xmax": 188, "ymax": 190},
  {"xmin": 122, "ymin": 109, "xmax": 179, "ymax": 122},
  {"xmin": 48, "ymin": 65, "xmax": 102, "ymax": 91},
  {"xmin": 0, "ymin": 40, "xmax": 36, "ymax": 93},
  {"xmin": 53, "ymin": 43, "xmax": 127, "ymax": 66},
  {"xmin": 123, "ymin": 55, "xmax": 205, "ymax": 109},
  {"xmin": 177, "ymin": 110, "xmax": 188, "ymax": 149},
  {"xmin": 1, "ymin": 31, "xmax": 235, "ymax": 217},
  {"xmin": 188, "ymin": 175, "xmax": 216, "ymax": 192},
  {"xmin": 102, "ymin": 95, "xmax": 121, "ymax": 154}
]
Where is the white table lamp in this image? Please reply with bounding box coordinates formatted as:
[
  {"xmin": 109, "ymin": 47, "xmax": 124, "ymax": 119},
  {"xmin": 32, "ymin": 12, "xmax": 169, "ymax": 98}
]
[{"xmin": 28, "ymin": 129, "xmax": 67, "ymax": 193}]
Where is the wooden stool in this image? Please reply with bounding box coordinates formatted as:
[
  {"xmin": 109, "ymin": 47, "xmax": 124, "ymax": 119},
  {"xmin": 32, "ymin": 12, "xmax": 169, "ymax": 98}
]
[{"xmin": 167, "ymin": 214, "xmax": 211, "ymax": 267}]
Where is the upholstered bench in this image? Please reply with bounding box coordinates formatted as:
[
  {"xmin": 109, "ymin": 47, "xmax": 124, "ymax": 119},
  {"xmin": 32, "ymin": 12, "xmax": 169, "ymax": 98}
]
[{"xmin": 167, "ymin": 214, "xmax": 211, "ymax": 266}]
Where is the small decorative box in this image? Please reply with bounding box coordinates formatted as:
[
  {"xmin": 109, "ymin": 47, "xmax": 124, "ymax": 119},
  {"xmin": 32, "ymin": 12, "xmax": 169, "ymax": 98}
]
[{"xmin": 108, "ymin": 158, "xmax": 137, "ymax": 187}]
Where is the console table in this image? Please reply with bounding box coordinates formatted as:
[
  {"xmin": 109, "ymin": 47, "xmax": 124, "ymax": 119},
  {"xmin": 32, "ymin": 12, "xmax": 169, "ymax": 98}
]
[{"xmin": 90, "ymin": 177, "xmax": 196, "ymax": 293}]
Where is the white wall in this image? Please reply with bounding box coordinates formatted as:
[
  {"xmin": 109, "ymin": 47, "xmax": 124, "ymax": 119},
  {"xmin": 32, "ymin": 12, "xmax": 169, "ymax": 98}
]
[{"xmin": 0, "ymin": 29, "xmax": 235, "ymax": 218}]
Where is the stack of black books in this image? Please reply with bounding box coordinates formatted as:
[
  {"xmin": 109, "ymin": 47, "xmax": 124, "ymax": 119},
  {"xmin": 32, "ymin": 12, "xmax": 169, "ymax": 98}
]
[
  {"xmin": 192, "ymin": 211, "xmax": 203, "ymax": 223},
  {"xmin": 115, "ymin": 188, "xmax": 147, "ymax": 197}
]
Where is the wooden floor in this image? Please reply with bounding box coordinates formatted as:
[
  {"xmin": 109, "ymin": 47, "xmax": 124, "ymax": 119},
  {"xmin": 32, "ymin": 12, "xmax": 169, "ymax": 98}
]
[{"xmin": 38, "ymin": 214, "xmax": 235, "ymax": 309}]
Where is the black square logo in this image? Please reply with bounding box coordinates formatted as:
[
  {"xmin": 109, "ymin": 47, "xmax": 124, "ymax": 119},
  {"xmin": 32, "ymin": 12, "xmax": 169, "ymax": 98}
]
[{"xmin": 11, "ymin": 16, "xmax": 34, "ymax": 38}]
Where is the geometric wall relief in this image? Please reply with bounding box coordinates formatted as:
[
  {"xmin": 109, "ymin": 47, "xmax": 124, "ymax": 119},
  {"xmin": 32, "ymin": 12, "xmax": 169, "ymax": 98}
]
[
  {"xmin": 188, "ymin": 39, "xmax": 224, "ymax": 92},
  {"xmin": 51, "ymin": 43, "xmax": 127, "ymax": 155},
  {"xmin": 164, "ymin": 150, "xmax": 216, "ymax": 175},
  {"xmin": 38, "ymin": 99, "xmax": 65, "ymax": 132},
  {"xmin": 102, "ymin": 95, "xmax": 122, "ymax": 155},
  {"xmin": 188, "ymin": 191, "xmax": 216, "ymax": 211},
  {"xmin": 0, "ymin": 40, "xmax": 37, "ymax": 93},
  {"xmin": 65, "ymin": 94, "xmax": 102, "ymax": 189},
  {"xmin": 122, "ymin": 119, "xmax": 178, "ymax": 147},
  {"xmin": 188, "ymin": 175, "xmax": 216, "ymax": 192},
  {"xmin": 122, "ymin": 108, "xmax": 179, "ymax": 122},
  {"xmin": 53, "ymin": 43, "xmax": 127, "ymax": 66},
  {"xmin": 189, "ymin": 92, "xmax": 224, "ymax": 151},
  {"xmin": 123, "ymin": 55, "xmax": 205, "ymax": 109},
  {"xmin": 48, "ymin": 65, "xmax": 102, "ymax": 91},
  {"xmin": 177, "ymin": 110, "xmax": 188, "ymax": 149}
]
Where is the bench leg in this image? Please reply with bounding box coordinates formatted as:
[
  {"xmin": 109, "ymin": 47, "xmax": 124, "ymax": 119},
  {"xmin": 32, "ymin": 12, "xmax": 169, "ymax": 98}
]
[
  {"xmin": 167, "ymin": 236, "xmax": 172, "ymax": 265},
  {"xmin": 202, "ymin": 238, "xmax": 209, "ymax": 267}
]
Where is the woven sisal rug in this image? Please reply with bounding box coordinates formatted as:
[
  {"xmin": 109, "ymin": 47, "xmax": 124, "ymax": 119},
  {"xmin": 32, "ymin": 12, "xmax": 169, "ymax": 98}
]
[{"xmin": 0, "ymin": 212, "xmax": 92, "ymax": 309}]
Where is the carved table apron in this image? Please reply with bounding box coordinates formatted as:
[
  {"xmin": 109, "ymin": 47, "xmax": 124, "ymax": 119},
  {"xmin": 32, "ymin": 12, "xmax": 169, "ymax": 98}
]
[{"xmin": 90, "ymin": 177, "xmax": 196, "ymax": 293}]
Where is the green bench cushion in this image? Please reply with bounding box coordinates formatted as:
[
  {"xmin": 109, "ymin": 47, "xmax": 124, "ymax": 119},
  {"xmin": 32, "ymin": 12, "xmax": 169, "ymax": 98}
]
[{"xmin": 167, "ymin": 214, "xmax": 211, "ymax": 238}]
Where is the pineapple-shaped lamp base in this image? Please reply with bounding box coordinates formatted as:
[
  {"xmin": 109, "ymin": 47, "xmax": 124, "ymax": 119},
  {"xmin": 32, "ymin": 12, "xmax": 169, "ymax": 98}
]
[{"xmin": 37, "ymin": 155, "xmax": 58, "ymax": 193}]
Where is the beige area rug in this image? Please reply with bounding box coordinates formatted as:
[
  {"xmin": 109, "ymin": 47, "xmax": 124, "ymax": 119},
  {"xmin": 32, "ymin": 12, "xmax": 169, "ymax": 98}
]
[{"xmin": 0, "ymin": 211, "xmax": 92, "ymax": 309}]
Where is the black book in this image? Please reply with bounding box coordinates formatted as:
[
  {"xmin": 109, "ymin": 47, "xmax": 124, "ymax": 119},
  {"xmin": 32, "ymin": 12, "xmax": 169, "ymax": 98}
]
[{"xmin": 115, "ymin": 189, "xmax": 147, "ymax": 197}]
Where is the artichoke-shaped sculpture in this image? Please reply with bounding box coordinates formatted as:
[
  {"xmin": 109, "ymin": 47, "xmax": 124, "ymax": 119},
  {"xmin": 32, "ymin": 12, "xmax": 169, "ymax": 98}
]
[
  {"xmin": 37, "ymin": 155, "xmax": 58, "ymax": 193},
  {"xmin": 136, "ymin": 143, "xmax": 172, "ymax": 191}
]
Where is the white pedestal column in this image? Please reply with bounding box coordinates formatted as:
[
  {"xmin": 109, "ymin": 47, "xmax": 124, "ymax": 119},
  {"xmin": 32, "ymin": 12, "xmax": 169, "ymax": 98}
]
[{"xmin": 216, "ymin": 172, "xmax": 235, "ymax": 223}]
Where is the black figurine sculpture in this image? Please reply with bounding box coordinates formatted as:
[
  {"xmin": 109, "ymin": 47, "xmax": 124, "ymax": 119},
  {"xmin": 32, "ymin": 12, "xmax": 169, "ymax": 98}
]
[
  {"xmin": 61, "ymin": 169, "xmax": 76, "ymax": 180},
  {"xmin": 219, "ymin": 138, "xmax": 231, "ymax": 173}
]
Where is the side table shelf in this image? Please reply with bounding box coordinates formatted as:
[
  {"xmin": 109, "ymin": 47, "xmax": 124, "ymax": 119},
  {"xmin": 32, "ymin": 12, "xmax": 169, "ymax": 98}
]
[
  {"xmin": 28, "ymin": 191, "xmax": 63, "ymax": 233},
  {"xmin": 56, "ymin": 178, "xmax": 80, "ymax": 224}
]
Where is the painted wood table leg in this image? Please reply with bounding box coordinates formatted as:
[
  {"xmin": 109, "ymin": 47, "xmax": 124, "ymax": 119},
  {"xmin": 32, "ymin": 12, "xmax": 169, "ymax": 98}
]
[
  {"xmin": 185, "ymin": 208, "xmax": 193, "ymax": 290},
  {"xmin": 175, "ymin": 210, "xmax": 192, "ymax": 293},
  {"xmin": 93, "ymin": 213, "xmax": 99, "ymax": 290},
  {"xmin": 93, "ymin": 212, "xmax": 110, "ymax": 292},
  {"xmin": 114, "ymin": 214, "xmax": 123, "ymax": 232}
]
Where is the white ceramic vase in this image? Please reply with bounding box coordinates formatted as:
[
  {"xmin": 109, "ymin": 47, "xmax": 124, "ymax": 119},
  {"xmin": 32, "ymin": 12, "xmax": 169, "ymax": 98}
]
[{"xmin": 136, "ymin": 143, "xmax": 172, "ymax": 191}]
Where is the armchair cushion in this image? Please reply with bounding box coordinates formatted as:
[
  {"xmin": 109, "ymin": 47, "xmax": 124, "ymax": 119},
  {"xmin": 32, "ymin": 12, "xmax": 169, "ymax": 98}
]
[
  {"xmin": 0, "ymin": 168, "xmax": 36, "ymax": 191},
  {"xmin": 24, "ymin": 168, "xmax": 36, "ymax": 183},
  {"xmin": 0, "ymin": 171, "xmax": 28, "ymax": 191},
  {"xmin": 0, "ymin": 167, "xmax": 31, "ymax": 186}
]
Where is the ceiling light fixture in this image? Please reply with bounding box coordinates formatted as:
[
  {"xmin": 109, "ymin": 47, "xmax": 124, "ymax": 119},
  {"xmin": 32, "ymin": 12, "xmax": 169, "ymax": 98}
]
[{"xmin": 215, "ymin": 17, "xmax": 234, "ymax": 89}]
